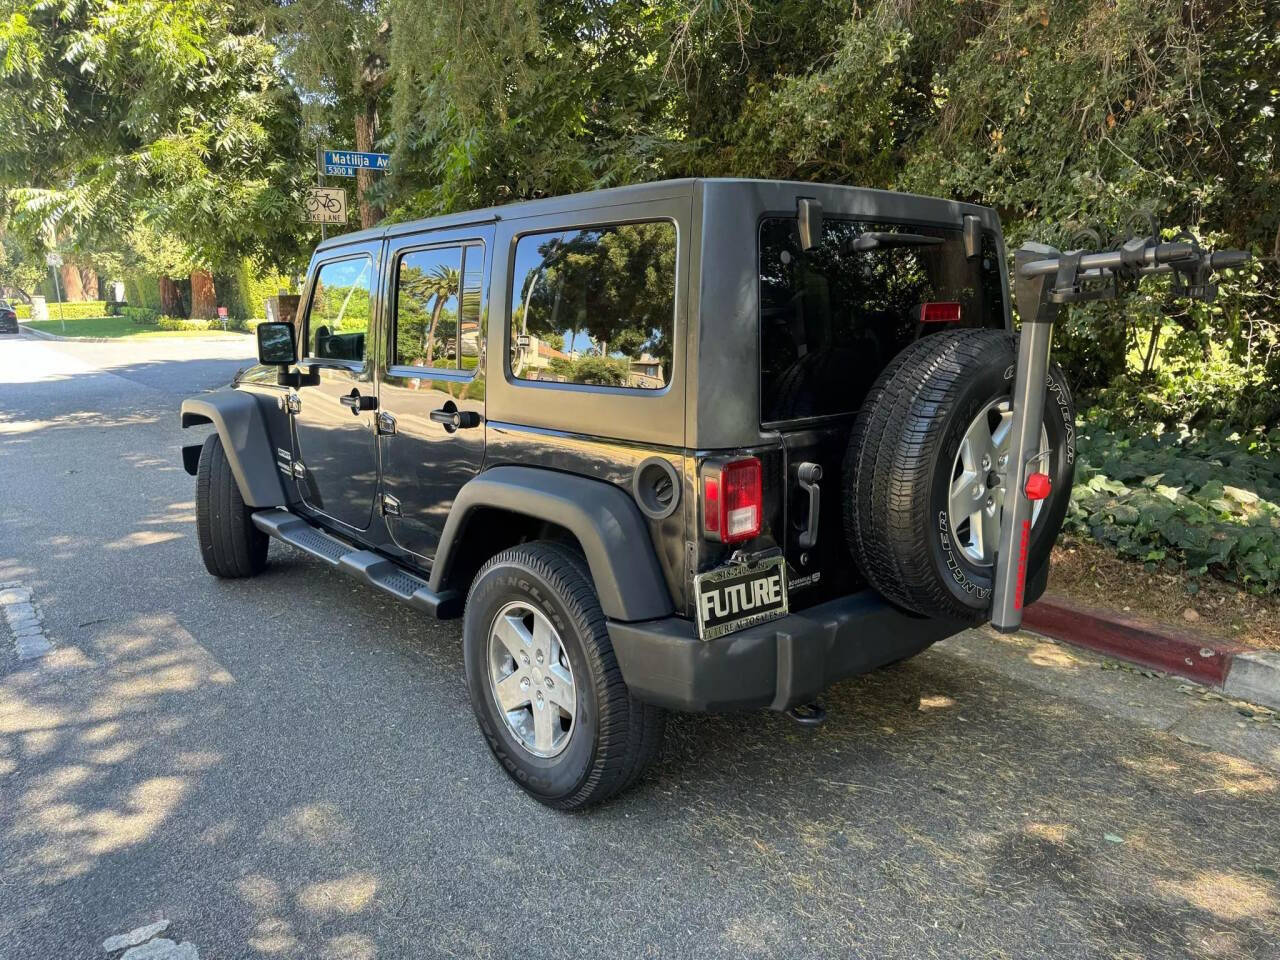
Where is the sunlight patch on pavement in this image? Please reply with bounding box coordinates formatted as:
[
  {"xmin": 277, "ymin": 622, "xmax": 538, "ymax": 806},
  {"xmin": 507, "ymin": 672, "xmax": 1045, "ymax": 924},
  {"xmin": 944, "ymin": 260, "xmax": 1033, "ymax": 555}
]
[
  {"xmin": 103, "ymin": 531, "xmax": 184, "ymax": 551},
  {"xmin": 918, "ymin": 694, "xmax": 956, "ymax": 710},
  {"xmin": 1157, "ymin": 870, "xmax": 1279, "ymax": 922},
  {"xmin": 297, "ymin": 872, "xmax": 379, "ymax": 916}
]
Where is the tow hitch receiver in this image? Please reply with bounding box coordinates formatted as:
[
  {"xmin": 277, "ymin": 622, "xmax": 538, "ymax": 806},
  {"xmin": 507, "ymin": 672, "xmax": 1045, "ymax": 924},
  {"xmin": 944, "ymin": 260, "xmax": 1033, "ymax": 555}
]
[{"xmin": 991, "ymin": 227, "xmax": 1251, "ymax": 633}]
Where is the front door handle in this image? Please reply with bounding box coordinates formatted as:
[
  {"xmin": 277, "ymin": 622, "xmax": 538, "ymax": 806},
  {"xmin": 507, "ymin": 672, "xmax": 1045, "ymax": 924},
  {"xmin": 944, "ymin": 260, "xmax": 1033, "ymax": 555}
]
[
  {"xmin": 340, "ymin": 389, "xmax": 377, "ymax": 415},
  {"xmin": 429, "ymin": 406, "xmax": 482, "ymax": 432}
]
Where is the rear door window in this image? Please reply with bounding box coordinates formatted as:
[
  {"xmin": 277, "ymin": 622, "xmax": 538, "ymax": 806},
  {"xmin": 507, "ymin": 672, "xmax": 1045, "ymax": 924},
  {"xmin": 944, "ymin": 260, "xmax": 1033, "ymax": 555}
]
[{"xmin": 759, "ymin": 218, "xmax": 1004, "ymax": 423}]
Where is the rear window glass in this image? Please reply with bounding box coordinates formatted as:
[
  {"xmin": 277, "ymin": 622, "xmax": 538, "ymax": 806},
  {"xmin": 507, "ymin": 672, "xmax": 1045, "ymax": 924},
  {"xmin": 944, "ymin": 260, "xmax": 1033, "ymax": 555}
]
[
  {"xmin": 759, "ymin": 218, "xmax": 1004, "ymax": 422},
  {"xmin": 509, "ymin": 221, "xmax": 675, "ymax": 390}
]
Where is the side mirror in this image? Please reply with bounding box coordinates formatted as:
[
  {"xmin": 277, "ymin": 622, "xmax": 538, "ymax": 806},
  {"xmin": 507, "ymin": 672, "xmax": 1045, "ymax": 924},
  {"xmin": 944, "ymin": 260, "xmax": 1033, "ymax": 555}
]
[
  {"xmin": 797, "ymin": 198, "xmax": 824, "ymax": 251},
  {"xmin": 257, "ymin": 321, "xmax": 296, "ymax": 366}
]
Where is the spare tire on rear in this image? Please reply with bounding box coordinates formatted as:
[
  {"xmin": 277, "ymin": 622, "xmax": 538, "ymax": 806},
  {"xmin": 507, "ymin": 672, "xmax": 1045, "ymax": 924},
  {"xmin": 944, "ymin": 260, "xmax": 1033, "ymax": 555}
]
[{"xmin": 843, "ymin": 329, "xmax": 1075, "ymax": 622}]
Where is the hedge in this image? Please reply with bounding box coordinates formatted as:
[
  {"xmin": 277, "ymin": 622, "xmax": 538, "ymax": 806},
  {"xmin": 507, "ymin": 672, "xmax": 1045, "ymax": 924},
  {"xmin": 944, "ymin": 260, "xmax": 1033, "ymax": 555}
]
[
  {"xmin": 123, "ymin": 306, "xmax": 159, "ymax": 325},
  {"xmin": 155, "ymin": 315, "xmax": 258, "ymax": 332},
  {"xmin": 16, "ymin": 300, "xmax": 108, "ymax": 320}
]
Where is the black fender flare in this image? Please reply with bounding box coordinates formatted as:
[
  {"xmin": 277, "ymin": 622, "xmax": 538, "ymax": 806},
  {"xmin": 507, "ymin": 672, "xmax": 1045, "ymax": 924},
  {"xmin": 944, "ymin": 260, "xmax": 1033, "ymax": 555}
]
[
  {"xmin": 180, "ymin": 390, "xmax": 287, "ymax": 508},
  {"xmin": 430, "ymin": 465, "xmax": 674, "ymax": 623}
]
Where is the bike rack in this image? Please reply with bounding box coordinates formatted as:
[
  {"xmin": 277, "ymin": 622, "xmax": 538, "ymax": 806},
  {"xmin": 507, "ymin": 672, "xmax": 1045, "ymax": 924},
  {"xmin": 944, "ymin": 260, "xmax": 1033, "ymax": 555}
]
[{"xmin": 990, "ymin": 227, "xmax": 1251, "ymax": 633}]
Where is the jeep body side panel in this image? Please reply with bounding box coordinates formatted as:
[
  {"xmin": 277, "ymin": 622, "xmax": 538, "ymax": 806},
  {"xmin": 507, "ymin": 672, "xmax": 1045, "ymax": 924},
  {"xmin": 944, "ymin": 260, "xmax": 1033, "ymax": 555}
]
[
  {"xmin": 690, "ymin": 179, "xmax": 1007, "ymax": 450},
  {"xmin": 483, "ymin": 423, "xmax": 688, "ymax": 612},
  {"xmin": 430, "ymin": 465, "xmax": 674, "ymax": 622},
  {"xmin": 180, "ymin": 390, "xmax": 287, "ymax": 507}
]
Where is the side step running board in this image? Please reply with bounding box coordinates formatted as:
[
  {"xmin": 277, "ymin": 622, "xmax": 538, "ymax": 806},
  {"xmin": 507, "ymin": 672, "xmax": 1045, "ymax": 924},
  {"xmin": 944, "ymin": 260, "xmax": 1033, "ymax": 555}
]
[{"xmin": 252, "ymin": 508, "xmax": 461, "ymax": 618}]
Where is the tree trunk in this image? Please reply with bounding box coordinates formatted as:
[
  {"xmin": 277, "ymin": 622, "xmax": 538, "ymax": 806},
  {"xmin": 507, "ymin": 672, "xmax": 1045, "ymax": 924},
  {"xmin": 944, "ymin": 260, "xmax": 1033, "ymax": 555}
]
[
  {"xmin": 58, "ymin": 263, "xmax": 85, "ymax": 301},
  {"xmin": 159, "ymin": 276, "xmax": 185, "ymax": 317},
  {"xmin": 424, "ymin": 297, "xmax": 447, "ymax": 366},
  {"xmin": 80, "ymin": 267, "xmax": 99, "ymax": 300},
  {"xmin": 189, "ymin": 269, "xmax": 217, "ymax": 319},
  {"xmin": 354, "ymin": 98, "xmax": 381, "ymax": 230}
]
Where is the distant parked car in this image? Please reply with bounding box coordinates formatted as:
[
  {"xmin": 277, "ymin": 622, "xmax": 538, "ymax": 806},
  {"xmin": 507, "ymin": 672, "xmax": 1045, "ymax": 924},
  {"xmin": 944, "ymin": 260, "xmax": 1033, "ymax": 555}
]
[{"xmin": 0, "ymin": 300, "xmax": 18, "ymax": 335}]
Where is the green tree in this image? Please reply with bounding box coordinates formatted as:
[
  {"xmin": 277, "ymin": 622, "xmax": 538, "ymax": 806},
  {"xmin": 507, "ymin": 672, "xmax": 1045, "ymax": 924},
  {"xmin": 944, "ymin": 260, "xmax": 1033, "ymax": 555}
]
[
  {"xmin": 0, "ymin": 0, "xmax": 310, "ymax": 308},
  {"xmin": 260, "ymin": 0, "xmax": 391, "ymax": 228}
]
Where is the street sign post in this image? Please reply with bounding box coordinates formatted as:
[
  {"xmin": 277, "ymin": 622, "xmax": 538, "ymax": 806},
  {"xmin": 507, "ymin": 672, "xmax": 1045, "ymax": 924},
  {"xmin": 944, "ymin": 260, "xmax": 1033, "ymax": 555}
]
[
  {"xmin": 310, "ymin": 146, "xmax": 388, "ymax": 239},
  {"xmin": 45, "ymin": 251, "xmax": 65, "ymax": 331},
  {"xmin": 303, "ymin": 186, "xmax": 348, "ymax": 225}
]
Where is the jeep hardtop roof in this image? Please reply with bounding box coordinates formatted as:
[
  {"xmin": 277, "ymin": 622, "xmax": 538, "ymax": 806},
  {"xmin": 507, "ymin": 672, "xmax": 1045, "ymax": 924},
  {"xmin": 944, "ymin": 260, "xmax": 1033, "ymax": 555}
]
[{"xmin": 313, "ymin": 178, "xmax": 1000, "ymax": 254}]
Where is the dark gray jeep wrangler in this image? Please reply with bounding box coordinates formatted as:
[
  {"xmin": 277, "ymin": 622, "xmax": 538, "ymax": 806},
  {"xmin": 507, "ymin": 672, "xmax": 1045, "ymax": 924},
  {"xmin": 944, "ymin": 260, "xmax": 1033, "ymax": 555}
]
[{"xmin": 181, "ymin": 178, "xmax": 1244, "ymax": 808}]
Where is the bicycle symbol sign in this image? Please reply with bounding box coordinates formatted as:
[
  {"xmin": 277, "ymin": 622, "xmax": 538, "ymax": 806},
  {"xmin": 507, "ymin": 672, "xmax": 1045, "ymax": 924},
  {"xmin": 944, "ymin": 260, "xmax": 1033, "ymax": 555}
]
[{"xmin": 303, "ymin": 186, "xmax": 347, "ymax": 224}]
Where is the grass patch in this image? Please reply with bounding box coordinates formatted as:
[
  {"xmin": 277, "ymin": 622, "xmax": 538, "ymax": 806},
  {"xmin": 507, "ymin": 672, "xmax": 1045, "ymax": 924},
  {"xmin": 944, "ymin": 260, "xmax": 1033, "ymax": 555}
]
[{"xmin": 24, "ymin": 315, "xmax": 250, "ymax": 340}]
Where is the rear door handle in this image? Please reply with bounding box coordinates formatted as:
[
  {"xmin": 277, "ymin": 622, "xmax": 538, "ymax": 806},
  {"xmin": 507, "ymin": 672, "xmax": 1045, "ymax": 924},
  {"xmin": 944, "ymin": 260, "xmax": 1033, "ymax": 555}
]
[
  {"xmin": 340, "ymin": 389, "xmax": 377, "ymax": 414},
  {"xmin": 429, "ymin": 407, "xmax": 482, "ymax": 431}
]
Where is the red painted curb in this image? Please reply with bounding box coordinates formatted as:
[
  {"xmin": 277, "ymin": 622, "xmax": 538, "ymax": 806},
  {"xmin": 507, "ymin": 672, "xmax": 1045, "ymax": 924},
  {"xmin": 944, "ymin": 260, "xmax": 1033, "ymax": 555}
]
[{"xmin": 1022, "ymin": 593, "xmax": 1247, "ymax": 687}]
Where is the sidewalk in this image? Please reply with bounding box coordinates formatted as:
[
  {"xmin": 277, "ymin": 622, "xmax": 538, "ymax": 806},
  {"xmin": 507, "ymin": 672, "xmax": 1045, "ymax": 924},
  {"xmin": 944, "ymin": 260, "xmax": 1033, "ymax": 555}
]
[
  {"xmin": 1025, "ymin": 593, "xmax": 1280, "ymax": 711},
  {"xmin": 21, "ymin": 323, "xmax": 250, "ymax": 344}
]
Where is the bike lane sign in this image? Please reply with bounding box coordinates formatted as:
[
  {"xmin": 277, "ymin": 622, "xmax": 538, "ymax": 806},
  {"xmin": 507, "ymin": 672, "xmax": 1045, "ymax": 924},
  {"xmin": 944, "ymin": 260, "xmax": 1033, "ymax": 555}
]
[{"xmin": 303, "ymin": 186, "xmax": 347, "ymax": 224}]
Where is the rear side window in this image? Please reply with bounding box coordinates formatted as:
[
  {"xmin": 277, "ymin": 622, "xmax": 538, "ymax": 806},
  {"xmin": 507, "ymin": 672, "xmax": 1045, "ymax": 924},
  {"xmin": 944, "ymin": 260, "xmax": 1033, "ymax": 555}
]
[
  {"xmin": 759, "ymin": 218, "xmax": 1004, "ymax": 422},
  {"xmin": 509, "ymin": 221, "xmax": 676, "ymax": 390},
  {"xmin": 391, "ymin": 243, "xmax": 483, "ymax": 372},
  {"xmin": 306, "ymin": 256, "xmax": 373, "ymax": 363}
]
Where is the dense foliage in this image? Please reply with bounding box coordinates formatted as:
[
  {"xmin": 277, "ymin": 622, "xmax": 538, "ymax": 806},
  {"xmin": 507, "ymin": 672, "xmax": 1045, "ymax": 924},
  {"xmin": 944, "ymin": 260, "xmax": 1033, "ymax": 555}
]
[{"xmin": 1069, "ymin": 414, "xmax": 1280, "ymax": 591}]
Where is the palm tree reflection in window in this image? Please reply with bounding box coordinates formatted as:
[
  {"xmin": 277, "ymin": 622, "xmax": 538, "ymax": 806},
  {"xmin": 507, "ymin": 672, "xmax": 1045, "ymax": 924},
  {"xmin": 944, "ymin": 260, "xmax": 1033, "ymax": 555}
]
[{"xmin": 397, "ymin": 248, "xmax": 462, "ymax": 371}]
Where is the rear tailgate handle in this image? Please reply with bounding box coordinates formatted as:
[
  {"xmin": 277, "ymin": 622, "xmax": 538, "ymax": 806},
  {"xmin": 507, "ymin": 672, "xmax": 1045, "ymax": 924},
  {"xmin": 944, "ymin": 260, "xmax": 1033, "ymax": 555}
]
[{"xmin": 797, "ymin": 462, "xmax": 822, "ymax": 549}]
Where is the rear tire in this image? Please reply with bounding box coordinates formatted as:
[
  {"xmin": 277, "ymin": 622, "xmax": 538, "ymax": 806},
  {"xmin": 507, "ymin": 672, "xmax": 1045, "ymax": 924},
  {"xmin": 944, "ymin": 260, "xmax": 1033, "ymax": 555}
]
[
  {"xmin": 463, "ymin": 541, "xmax": 665, "ymax": 810},
  {"xmin": 196, "ymin": 433, "xmax": 269, "ymax": 578}
]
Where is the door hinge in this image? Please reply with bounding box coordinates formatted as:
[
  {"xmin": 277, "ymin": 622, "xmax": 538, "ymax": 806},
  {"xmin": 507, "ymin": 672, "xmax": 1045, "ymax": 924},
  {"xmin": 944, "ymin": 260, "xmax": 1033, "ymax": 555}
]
[
  {"xmin": 283, "ymin": 392, "xmax": 302, "ymax": 415},
  {"xmin": 381, "ymin": 493, "xmax": 402, "ymax": 517},
  {"xmin": 376, "ymin": 411, "xmax": 396, "ymax": 436},
  {"xmin": 291, "ymin": 460, "xmax": 306, "ymax": 479}
]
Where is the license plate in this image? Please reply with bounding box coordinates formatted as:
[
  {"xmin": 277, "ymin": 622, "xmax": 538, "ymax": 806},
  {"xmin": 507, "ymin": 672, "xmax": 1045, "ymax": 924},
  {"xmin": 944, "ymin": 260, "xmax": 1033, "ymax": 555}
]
[{"xmin": 694, "ymin": 555, "xmax": 788, "ymax": 640}]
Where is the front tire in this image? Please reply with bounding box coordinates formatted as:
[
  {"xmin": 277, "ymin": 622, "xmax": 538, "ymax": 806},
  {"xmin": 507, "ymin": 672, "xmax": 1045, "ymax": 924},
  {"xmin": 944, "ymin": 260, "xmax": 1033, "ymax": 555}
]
[
  {"xmin": 195, "ymin": 433, "xmax": 269, "ymax": 578},
  {"xmin": 463, "ymin": 541, "xmax": 665, "ymax": 810}
]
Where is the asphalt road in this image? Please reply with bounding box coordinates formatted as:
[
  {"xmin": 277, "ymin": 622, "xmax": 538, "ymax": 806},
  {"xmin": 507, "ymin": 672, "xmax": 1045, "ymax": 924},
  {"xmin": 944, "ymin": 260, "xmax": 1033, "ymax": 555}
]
[{"xmin": 2, "ymin": 331, "xmax": 1279, "ymax": 960}]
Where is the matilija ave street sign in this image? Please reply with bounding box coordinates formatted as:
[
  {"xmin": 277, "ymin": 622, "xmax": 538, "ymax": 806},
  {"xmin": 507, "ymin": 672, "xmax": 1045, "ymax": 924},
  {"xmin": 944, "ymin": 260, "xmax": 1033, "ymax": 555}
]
[{"xmin": 322, "ymin": 149, "xmax": 390, "ymax": 177}]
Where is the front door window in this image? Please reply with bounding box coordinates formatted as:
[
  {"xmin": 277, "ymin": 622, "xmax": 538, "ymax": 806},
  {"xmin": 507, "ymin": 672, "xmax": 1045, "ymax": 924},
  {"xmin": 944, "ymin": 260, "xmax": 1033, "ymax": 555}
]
[{"xmin": 307, "ymin": 258, "xmax": 373, "ymax": 364}]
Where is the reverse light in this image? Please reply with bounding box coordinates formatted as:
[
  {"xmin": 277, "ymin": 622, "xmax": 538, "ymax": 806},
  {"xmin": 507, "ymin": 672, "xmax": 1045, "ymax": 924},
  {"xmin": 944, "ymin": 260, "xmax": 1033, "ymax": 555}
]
[
  {"xmin": 701, "ymin": 457, "xmax": 762, "ymax": 544},
  {"xmin": 919, "ymin": 301, "xmax": 962, "ymax": 324}
]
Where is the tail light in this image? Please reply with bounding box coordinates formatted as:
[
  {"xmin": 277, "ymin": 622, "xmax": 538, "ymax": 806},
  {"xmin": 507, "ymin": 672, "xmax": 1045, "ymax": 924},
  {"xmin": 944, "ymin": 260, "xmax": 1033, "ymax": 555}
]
[
  {"xmin": 701, "ymin": 457, "xmax": 762, "ymax": 544},
  {"xmin": 919, "ymin": 301, "xmax": 962, "ymax": 324}
]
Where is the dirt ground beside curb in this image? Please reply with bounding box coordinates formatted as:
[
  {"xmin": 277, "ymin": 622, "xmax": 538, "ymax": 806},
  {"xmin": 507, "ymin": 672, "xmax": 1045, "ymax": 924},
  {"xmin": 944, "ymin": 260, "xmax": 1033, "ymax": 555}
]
[{"xmin": 1050, "ymin": 538, "xmax": 1280, "ymax": 652}]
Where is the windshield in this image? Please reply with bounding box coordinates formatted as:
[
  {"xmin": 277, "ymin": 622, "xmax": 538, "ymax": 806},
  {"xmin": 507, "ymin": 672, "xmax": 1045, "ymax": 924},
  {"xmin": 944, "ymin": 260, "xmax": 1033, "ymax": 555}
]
[{"xmin": 759, "ymin": 217, "xmax": 1005, "ymax": 423}]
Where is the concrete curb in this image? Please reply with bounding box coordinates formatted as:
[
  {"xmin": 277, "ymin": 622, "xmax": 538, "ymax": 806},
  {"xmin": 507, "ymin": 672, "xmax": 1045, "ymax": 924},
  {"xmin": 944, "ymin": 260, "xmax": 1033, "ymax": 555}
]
[
  {"xmin": 20, "ymin": 323, "xmax": 249, "ymax": 344},
  {"xmin": 1024, "ymin": 594, "xmax": 1280, "ymax": 711}
]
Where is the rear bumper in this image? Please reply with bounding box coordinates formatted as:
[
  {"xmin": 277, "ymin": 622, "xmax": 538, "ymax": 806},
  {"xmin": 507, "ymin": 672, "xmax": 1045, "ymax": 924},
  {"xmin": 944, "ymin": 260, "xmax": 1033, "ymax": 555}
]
[{"xmin": 609, "ymin": 590, "xmax": 963, "ymax": 712}]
